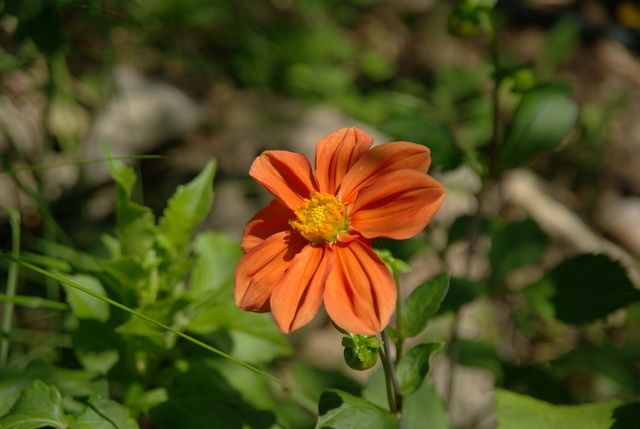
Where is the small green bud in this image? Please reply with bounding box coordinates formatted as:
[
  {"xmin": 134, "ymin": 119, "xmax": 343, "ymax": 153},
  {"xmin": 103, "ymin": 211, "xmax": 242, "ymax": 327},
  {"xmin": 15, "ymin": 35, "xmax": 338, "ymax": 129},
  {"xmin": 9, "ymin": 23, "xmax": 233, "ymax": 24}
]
[{"xmin": 342, "ymin": 333, "xmax": 383, "ymax": 371}]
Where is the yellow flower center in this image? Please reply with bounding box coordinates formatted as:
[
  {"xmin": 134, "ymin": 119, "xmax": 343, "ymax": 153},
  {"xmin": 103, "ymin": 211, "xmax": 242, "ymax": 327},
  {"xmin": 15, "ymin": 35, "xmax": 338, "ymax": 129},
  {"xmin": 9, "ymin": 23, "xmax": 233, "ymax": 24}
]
[{"xmin": 290, "ymin": 192, "xmax": 348, "ymax": 243}]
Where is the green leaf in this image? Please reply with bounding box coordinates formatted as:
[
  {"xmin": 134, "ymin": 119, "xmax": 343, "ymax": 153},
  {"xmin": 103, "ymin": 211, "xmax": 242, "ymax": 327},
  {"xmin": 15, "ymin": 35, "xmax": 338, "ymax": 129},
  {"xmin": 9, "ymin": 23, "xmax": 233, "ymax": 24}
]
[
  {"xmin": 0, "ymin": 380, "xmax": 68, "ymax": 429},
  {"xmin": 191, "ymin": 231, "xmax": 243, "ymax": 295},
  {"xmin": 72, "ymin": 320, "xmax": 120, "ymax": 375},
  {"xmin": 316, "ymin": 389, "xmax": 397, "ymax": 429},
  {"xmin": 396, "ymin": 342, "xmax": 443, "ymax": 395},
  {"xmin": 59, "ymin": 273, "xmax": 109, "ymax": 322},
  {"xmin": 381, "ymin": 116, "xmax": 463, "ymax": 170},
  {"xmin": 69, "ymin": 397, "xmax": 139, "ymax": 429},
  {"xmin": 104, "ymin": 146, "xmax": 156, "ymax": 258},
  {"xmin": 498, "ymin": 84, "xmax": 578, "ymax": 171},
  {"xmin": 489, "ymin": 219, "xmax": 548, "ymax": 287},
  {"xmin": 524, "ymin": 254, "xmax": 640, "ymax": 325},
  {"xmin": 188, "ymin": 301, "xmax": 292, "ymax": 365},
  {"xmin": 496, "ymin": 389, "xmax": 621, "ymax": 429},
  {"xmin": 156, "ymin": 159, "xmax": 216, "ymax": 256},
  {"xmin": 401, "ymin": 274, "xmax": 450, "ymax": 338}
]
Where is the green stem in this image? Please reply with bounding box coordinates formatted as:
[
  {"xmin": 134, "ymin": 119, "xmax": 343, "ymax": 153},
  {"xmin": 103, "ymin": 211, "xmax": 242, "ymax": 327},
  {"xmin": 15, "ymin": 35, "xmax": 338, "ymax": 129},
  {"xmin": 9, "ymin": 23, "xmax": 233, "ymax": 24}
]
[
  {"xmin": 378, "ymin": 345, "xmax": 396, "ymax": 413},
  {"xmin": 0, "ymin": 252, "xmax": 287, "ymax": 387},
  {"xmin": 381, "ymin": 329, "xmax": 403, "ymax": 421},
  {"xmin": 393, "ymin": 270, "xmax": 404, "ymax": 363},
  {"xmin": 0, "ymin": 207, "xmax": 20, "ymax": 369}
]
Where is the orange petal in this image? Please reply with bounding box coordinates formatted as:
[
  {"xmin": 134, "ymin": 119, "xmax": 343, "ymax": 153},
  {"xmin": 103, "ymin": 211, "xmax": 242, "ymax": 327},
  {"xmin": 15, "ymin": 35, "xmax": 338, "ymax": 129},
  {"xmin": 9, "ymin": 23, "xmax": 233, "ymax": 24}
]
[
  {"xmin": 338, "ymin": 142, "xmax": 432, "ymax": 203},
  {"xmin": 241, "ymin": 199, "xmax": 293, "ymax": 253},
  {"xmin": 234, "ymin": 231, "xmax": 306, "ymax": 313},
  {"xmin": 348, "ymin": 169, "xmax": 445, "ymax": 240},
  {"xmin": 315, "ymin": 127, "xmax": 373, "ymax": 195},
  {"xmin": 250, "ymin": 150, "xmax": 318, "ymax": 210},
  {"xmin": 324, "ymin": 238, "xmax": 396, "ymax": 335},
  {"xmin": 270, "ymin": 244, "xmax": 336, "ymax": 333}
]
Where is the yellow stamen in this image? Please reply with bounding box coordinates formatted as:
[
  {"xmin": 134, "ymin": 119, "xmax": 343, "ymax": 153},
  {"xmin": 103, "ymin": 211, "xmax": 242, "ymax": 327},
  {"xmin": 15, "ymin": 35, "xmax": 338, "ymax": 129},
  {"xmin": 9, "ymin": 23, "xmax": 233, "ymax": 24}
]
[{"xmin": 290, "ymin": 191, "xmax": 348, "ymax": 243}]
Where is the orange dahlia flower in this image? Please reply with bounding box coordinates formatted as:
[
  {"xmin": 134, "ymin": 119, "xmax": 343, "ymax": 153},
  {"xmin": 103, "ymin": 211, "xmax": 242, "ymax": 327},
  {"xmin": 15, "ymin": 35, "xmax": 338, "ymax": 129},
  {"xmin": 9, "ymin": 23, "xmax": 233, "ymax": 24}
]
[{"xmin": 234, "ymin": 127, "xmax": 445, "ymax": 335}]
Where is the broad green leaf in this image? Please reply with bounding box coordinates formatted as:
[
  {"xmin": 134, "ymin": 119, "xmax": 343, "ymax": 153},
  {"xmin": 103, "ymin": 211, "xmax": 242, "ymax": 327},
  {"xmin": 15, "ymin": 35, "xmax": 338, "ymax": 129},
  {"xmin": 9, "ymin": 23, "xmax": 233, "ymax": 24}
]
[
  {"xmin": 496, "ymin": 389, "xmax": 621, "ymax": 429},
  {"xmin": 0, "ymin": 380, "xmax": 68, "ymax": 429},
  {"xmin": 489, "ymin": 219, "xmax": 548, "ymax": 287},
  {"xmin": 60, "ymin": 273, "xmax": 109, "ymax": 322},
  {"xmin": 191, "ymin": 231, "xmax": 242, "ymax": 295},
  {"xmin": 316, "ymin": 389, "xmax": 396, "ymax": 429},
  {"xmin": 498, "ymin": 84, "xmax": 578, "ymax": 171},
  {"xmin": 69, "ymin": 397, "xmax": 139, "ymax": 429},
  {"xmin": 156, "ymin": 159, "xmax": 216, "ymax": 256},
  {"xmin": 396, "ymin": 342, "xmax": 443, "ymax": 395},
  {"xmin": 524, "ymin": 254, "xmax": 640, "ymax": 325},
  {"xmin": 401, "ymin": 274, "xmax": 450, "ymax": 338}
]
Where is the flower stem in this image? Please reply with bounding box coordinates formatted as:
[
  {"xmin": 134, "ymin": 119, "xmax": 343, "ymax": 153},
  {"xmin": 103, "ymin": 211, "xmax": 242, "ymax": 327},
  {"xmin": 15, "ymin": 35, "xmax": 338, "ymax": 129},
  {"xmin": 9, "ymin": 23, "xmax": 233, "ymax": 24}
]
[{"xmin": 381, "ymin": 329, "xmax": 403, "ymax": 421}]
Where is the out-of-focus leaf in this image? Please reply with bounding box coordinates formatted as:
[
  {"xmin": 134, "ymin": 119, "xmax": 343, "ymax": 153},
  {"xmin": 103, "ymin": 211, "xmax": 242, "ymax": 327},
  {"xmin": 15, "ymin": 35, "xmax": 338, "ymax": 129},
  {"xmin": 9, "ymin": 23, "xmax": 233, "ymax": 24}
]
[
  {"xmin": 457, "ymin": 339, "xmax": 504, "ymax": 382},
  {"xmin": 191, "ymin": 231, "xmax": 242, "ymax": 295},
  {"xmin": 489, "ymin": 219, "xmax": 548, "ymax": 287},
  {"xmin": 0, "ymin": 380, "xmax": 67, "ymax": 428},
  {"xmin": 446, "ymin": 215, "xmax": 494, "ymax": 246},
  {"xmin": 60, "ymin": 273, "xmax": 109, "ymax": 323},
  {"xmin": 69, "ymin": 396, "xmax": 139, "ymax": 429},
  {"xmin": 382, "ymin": 116, "xmax": 463, "ymax": 171},
  {"xmin": 72, "ymin": 320, "xmax": 120, "ymax": 375},
  {"xmin": 524, "ymin": 254, "xmax": 640, "ymax": 325},
  {"xmin": 104, "ymin": 146, "xmax": 156, "ymax": 258},
  {"xmin": 498, "ymin": 84, "xmax": 578, "ymax": 171},
  {"xmin": 401, "ymin": 274, "xmax": 450, "ymax": 338},
  {"xmin": 188, "ymin": 301, "xmax": 291, "ymax": 365},
  {"xmin": 397, "ymin": 342, "xmax": 443, "ymax": 396},
  {"xmin": 496, "ymin": 389, "xmax": 621, "ymax": 429},
  {"xmin": 438, "ymin": 277, "xmax": 488, "ymax": 314},
  {"xmin": 316, "ymin": 389, "xmax": 396, "ymax": 429},
  {"xmin": 156, "ymin": 159, "xmax": 216, "ymax": 256}
]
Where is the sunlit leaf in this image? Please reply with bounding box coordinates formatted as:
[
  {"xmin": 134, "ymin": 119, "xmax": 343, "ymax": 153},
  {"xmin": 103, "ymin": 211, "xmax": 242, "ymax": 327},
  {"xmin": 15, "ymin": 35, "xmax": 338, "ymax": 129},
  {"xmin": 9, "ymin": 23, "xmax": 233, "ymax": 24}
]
[
  {"xmin": 69, "ymin": 397, "xmax": 139, "ymax": 429},
  {"xmin": 59, "ymin": 273, "xmax": 109, "ymax": 322},
  {"xmin": 156, "ymin": 159, "xmax": 216, "ymax": 256},
  {"xmin": 191, "ymin": 231, "xmax": 243, "ymax": 295},
  {"xmin": 496, "ymin": 389, "xmax": 621, "ymax": 429},
  {"xmin": 401, "ymin": 274, "xmax": 450, "ymax": 337},
  {"xmin": 316, "ymin": 389, "xmax": 396, "ymax": 429},
  {"xmin": 0, "ymin": 380, "xmax": 67, "ymax": 429}
]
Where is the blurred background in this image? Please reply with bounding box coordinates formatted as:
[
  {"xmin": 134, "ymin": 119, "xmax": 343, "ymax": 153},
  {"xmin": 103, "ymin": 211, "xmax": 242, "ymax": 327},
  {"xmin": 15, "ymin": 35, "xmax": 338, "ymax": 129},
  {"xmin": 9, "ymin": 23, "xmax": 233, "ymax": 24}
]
[{"xmin": 1, "ymin": 0, "xmax": 640, "ymax": 428}]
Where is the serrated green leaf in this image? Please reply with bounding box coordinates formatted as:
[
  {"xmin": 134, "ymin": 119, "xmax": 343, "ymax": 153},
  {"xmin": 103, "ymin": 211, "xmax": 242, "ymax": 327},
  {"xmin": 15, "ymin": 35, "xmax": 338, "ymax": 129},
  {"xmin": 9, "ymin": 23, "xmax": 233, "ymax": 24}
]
[
  {"xmin": 103, "ymin": 144, "xmax": 136, "ymax": 195},
  {"xmin": 401, "ymin": 274, "xmax": 450, "ymax": 337},
  {"xmin": 191, "ymin": 231, "xmax": 242, "ymax": 295},
  {"xmin": 69, "ymin": 396, "xmax": 139, "ymax": 429},
  {"xmin": 156, "ymin": 159, "xmax": 216, "ymax": 256},
  {"xmin": 489, "ymin": 219, "xmax": 548, "ymax": 287},
  {"xmin": 524, "ymin": 254, "xmax": 640, "ymax": 324},
  {"xmin": 396, "ymin": 342, "xmax": 443, "ymax": 396},
  {"xmin": 0, "ymin": 380, "xmax": 68, "ymax": 429},
  {"xmin": 316, "ymin": 389, "xmax": 397, "ymax": 429},
  {"xmin": 496, "ymin": 389, "xmax": 621, "ymax": 429},
  {"xmin": 498, "ymin": 84, "xmax": 578, "ymax": 171}
]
